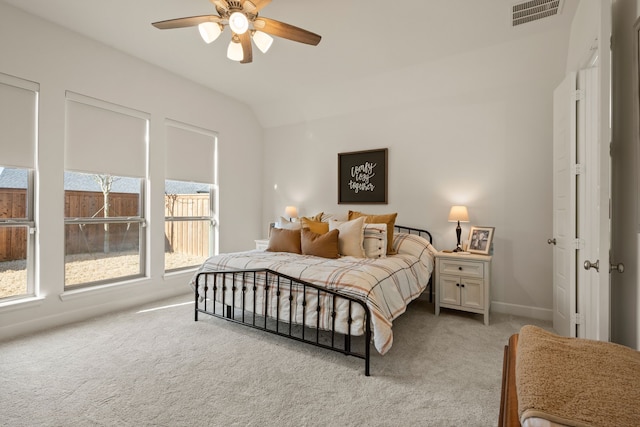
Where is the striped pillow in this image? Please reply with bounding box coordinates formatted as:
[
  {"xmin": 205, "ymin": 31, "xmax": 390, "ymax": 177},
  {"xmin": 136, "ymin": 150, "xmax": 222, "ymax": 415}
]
[{"xmin": 363, "ymin": 223, "xmax": 387, "ymax": 258}]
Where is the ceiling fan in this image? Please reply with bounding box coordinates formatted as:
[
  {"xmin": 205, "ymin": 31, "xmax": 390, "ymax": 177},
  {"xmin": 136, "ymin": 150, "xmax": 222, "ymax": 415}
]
[{"xmin": 152, "ymin": 0, "xmax": 321, "ymax": 64}]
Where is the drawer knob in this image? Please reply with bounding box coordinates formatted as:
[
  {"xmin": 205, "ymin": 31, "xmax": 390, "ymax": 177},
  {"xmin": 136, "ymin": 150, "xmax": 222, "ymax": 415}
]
[{"xmin": 458, "ymin": 266, "xmax": 462, "ymax": 271}]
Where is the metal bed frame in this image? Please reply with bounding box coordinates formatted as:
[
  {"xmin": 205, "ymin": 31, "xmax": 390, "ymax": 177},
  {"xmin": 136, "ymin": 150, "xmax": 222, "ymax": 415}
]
[{"xmin": 194, "ymin": 225, "xmax": 433, "ymax": 376}]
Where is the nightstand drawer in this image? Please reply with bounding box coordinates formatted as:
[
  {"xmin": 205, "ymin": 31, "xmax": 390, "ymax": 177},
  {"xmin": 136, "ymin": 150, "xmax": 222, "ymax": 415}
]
[{"xmin": 439, "ymin": 259, "xmax": 484, "ymax": 278}]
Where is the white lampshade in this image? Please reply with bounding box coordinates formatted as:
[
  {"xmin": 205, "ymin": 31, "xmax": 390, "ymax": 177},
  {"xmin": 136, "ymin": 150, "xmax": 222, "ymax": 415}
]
[
  {"xmin": 227, "ymin": 39, "xmax": 243, "ymax": 61},
  {"xmin": 448, "ymin": 206, "xmax": 469, "ymax": 223},
  {"xmin": 228, "ymin": 11, "xmax": 249, "ymax": 35},
  {"xmin": 198, "ymin": 22, "xmax": 222, "ymax": 44},
  {"xmin": 285, "ymin": 206, "xmax": 298, "ymax": 219},
  {"xmin": 252, "ymin": 30, "xmax": 273, "ymax": 53}
]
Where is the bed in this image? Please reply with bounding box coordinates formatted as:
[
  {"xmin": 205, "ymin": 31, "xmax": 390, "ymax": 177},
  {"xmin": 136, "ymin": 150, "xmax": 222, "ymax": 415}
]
[
  {"xmin": 190, "ymin": 220, "xmax": 435, "ymax": 376},
  {"xmin": 499, "ymin": 325, "xmax": 640, "ymax": 427}
]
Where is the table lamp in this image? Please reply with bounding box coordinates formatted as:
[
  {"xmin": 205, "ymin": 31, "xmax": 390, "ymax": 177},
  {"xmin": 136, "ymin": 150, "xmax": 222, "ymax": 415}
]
[
  {"xmin": 285, "ymin": 206, "xmax": 298, "ymax": 221},
  {"xmin": 448, "ymin": 205, "xmax": 469, "ymax": 252}
]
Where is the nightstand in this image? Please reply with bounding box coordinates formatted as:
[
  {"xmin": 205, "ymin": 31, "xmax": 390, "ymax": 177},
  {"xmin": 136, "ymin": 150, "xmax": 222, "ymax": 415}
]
[
  {"xmin": 254, "ymin": 239, "xmax": 269, "ymax": 250},
  {"xmin": 435, "ymin": 251, "xmax": 492, "ymax": 325}
]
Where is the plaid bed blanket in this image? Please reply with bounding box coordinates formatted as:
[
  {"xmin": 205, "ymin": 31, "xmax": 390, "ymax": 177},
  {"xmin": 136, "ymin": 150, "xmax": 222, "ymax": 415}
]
[{"xmin": 190, "ymin": 233, "xmax": 436, "ymax": 355}]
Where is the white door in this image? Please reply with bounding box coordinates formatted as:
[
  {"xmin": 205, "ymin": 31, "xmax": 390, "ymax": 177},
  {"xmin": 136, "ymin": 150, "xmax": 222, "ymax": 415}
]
[
  {"xmin": 576, "ymin": 67, "xmax": 612, "ymax": 341},
  {"xmin": 553, "ymin": 66, "xmax": 613, "ymax": 340},
  {"xmin": 552, "ymin": 72, "xmax": 577, "ymax": 338}
]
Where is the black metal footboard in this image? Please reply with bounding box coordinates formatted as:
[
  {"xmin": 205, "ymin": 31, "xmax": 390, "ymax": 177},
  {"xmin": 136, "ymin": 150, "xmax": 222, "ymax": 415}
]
[{"xmin": 194, "ymin": 268, "xmax": 373, "ymax": 376}]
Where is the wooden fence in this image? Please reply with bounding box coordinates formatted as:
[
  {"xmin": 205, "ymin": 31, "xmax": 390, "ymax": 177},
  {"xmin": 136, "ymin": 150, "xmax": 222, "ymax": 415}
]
[
  {"xmin": 0, "ymin": 189, "xmax": 210, "ymax": 261},
  {"xmin": 0, "ymin": 189, "xmax": 27, "ymax": 262},
  {"xmin": 164, "ymin": 193, "xmax": 210, "ymax": 256}
]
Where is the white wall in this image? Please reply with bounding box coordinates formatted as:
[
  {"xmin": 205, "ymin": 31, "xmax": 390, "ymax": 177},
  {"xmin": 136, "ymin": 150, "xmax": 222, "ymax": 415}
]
[
  {"xmin": 0, "ymin": 3, "xmax": 263, "ymax": 340},
  {"xmin": 611, "ymin": 0, "xmax": 640, "ymax": 349},
  {"xmin": 262, "ymin": 29, "xmax": 572, "ymax": 320}
]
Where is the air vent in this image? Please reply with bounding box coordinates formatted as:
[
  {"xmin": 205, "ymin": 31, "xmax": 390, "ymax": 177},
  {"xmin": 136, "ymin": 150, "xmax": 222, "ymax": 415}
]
[{"xmin": 512, "ymin": 0, "xmax": 564, "ymax": 26}]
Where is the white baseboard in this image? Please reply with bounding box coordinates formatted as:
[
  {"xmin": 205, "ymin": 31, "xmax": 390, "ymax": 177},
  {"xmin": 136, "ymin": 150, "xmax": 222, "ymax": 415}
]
[
  {"xmin": 0, "ymin": 286, "xmax": 191, "ymax": 342},
  {"xmin": 491, "ymin": 301, "xmax": 553, "ymax": 321}
]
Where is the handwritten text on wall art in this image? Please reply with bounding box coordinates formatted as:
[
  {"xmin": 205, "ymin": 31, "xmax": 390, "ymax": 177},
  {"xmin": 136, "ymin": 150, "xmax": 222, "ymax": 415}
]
[{"xmin": 338, "ymin": 148, "xmax": 387, "ymax": 204}]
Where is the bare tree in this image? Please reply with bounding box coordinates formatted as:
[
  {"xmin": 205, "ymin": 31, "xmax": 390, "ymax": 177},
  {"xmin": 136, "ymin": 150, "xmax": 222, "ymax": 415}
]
[{"xmin": 93, "ymin": 174, "xmax": 114, "ymax": 253}]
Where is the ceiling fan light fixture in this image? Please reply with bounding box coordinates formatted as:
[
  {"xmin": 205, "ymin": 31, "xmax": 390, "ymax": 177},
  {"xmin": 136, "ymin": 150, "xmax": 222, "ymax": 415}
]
[
  {"xmin": 252, "ymin": 30, "xmax": 273, "ymax": 53},
  {"xmin": 227, "ymin": 38, "xmax": 243, "ymax": 61},
  {"xmin": 198, "ymin": 22, "xmax": 222, "ymax": 43},
  {"xmin": 228, "ymin": 11, "xmax": 249, "ymax": 35}
]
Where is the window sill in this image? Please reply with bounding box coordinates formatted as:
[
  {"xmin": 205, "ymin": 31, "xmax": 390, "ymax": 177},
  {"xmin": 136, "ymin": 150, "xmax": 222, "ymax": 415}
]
[
  {"xmin": 59, "ymin": 277, "xmax": 150, "ymax": 301},
  {"xmin": 0, "ymin": 295, "xmax": 45, "ymax": 313},
  {"xmin": 163, "ymin": 267, "xmax": 198, "ymax": 279}
]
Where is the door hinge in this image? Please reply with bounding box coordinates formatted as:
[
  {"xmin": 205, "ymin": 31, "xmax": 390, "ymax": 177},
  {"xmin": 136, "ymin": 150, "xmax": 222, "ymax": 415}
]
[
  {"xmin": 573, "ymin": 238, "xmax": 585, "ymax": 250},
  {"xmin": 572, "ymin": 164, "xmax": 584, "ymax": 175},
  {"xmin": 573, "ymin": 90, "xmax": 585, "ymax": 102},
  {"xmin": 571, "ymin": 313, "xmax": 585, "ymax": 325}
]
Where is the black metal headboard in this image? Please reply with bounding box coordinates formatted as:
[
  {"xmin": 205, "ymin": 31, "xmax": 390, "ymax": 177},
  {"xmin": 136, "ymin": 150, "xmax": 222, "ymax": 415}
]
[{"xmin": 394, "ymin": 224, "xmax": 433, "ymax": 244}]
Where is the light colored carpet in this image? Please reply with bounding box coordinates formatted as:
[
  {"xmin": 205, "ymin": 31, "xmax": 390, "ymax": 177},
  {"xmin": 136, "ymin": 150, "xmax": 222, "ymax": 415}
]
[{"xmin": 0, "ymin": 294, "xmax": 550, "ymax": 426}]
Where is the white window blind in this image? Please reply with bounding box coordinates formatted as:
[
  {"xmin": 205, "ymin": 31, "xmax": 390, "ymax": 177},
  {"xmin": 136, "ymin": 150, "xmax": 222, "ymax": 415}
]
[
  {"xmin": 65, "ymin": 92, "xmax": 148, "ymax": 178},
  {"xmin": 165, "ymin": 120, "xmax": 216, "ymax": 184},
  {"xmin": 0, "ymin": 74, "xmax": 38, "ymax": 169}
]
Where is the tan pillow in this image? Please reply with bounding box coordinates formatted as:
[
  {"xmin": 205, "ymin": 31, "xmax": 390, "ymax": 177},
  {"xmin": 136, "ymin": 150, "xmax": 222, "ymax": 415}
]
[
  {"xmin": 301, "ymin": 228, "xmax": 339, "ymax": 259},
  {"xmin": 266, "ymin": 228, "xmax": 301, "ymax": 254},
  {"xmin": 328, "ymin": 217, "xmax": 365, "ymax": 258},
  {"xmin": 348, "ymin": 211, "xmax": 398, "ymax": 255},
  {"xmin": 300, "ymin": 217, "xmax": 329, "ymax": 234},
  {"xmin": 301, "ymin": 212, "xmax": 323, "ymax": 222}
]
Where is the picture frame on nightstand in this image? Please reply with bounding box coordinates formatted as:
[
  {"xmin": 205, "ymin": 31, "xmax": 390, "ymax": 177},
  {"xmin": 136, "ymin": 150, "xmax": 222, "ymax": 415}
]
[{"xmin": 468, "ymin": 226, "xmax": 494, "ymax": 255}]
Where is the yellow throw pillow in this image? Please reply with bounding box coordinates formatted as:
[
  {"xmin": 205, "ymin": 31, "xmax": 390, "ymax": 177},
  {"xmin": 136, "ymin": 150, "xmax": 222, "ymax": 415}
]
[
  {"xmin": 348, "ymin": 211, "xmax": 397, "ymax": 255},
  {"xmin": 307, "ymin": 212, "xmax": 324, "ymax": 222},
  {"xmin": 300, "ymin": 217, "xmax": 329, "ymax": 234},
  {"xmin": 266, "ymin": 228, "xmax": 302, "ymax": 254},
  {"xmin": 301, "ymin": 228, "xmax": 339, "ymax": 259}
]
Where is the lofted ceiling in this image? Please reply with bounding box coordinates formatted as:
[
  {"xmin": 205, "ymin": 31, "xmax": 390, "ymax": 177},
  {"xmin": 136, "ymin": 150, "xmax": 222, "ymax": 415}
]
[{"xmin": 2, "ymin": 0, "xmax": 579, "ymax": 128}]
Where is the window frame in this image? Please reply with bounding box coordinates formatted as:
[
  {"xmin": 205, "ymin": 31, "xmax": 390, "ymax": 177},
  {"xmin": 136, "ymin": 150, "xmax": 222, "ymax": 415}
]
[
  {"xmin": 164, "ymin": 182, "xmax": 216, "ymax": 273},
  {"xmin": 0, "ymin": 169, "xmax": 36, "ymax": 300},
  {"xmin": 63, "ymin": 174, "xmax": 146, "ymax": 289}
]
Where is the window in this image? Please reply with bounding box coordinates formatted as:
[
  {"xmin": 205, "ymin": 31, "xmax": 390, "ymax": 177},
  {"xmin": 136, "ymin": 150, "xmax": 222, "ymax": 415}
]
[
  {"xmin": 164, "ymin": 120, "xmax": 217, "ymax": 272},
  {"xmin": 64, "ymin": 172, "xmax": 144, "ymax": 287},
  {"xmin": 0, "ymin": 74, "xmax": 38, "ymax": 300},
  {"xmin": 0, "ymin": 168, "xmax": 35, "ymax": 299},
  {"xmin": 64, "ymin": 93, "xmax": 148, "ymax": 288},
  {"xmin": 164, "ymin": 180, "xmax": 214, "ymax": 271}
]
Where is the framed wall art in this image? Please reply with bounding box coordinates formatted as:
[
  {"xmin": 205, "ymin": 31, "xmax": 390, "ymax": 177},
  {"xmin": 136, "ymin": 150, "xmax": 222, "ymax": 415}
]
[
  {"xmin": 467, "ymin": 226, "xmax": 494, "ymax": 255},
  {"xmin": 338, "ymin": 148, "xmax": 388, "ymax": 204}
]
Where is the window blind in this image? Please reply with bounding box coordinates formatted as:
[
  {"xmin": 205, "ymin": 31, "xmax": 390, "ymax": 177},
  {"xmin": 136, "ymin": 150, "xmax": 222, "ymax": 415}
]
[
  {"xmin": 0, "ymin": 74, "xmax": 38, "ymax": 169},
  {"xmin": 65, "ymin": 92, "xmax": 148, "ymax": 178},
  {"xmin": 165, "ymin": 120, "xmax": 216, "ymax": 184}
]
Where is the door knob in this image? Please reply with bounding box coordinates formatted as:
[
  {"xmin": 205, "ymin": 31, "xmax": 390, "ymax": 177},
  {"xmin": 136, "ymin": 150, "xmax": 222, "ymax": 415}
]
[
  {"xmin": 583, "ymin": 260, "xmax": 600, "ymax": 272},
  {"xmin": 610, "ymin": 262, "xmax": 625, "ymax": 273},
  {"xmin": 547, "ymin": 238, "xmax": 557, "ymax": 245}
]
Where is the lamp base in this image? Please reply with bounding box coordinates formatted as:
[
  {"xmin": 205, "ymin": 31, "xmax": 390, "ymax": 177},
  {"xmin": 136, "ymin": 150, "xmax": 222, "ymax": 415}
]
[{"xmin": 452, "ymin": 246, "xmax": 463, "ymax": 252}]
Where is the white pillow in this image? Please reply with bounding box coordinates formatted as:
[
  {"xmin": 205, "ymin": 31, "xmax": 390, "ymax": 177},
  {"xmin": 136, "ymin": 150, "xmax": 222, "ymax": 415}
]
[
  {"xmin": 275, "ymin": 216, "xmax": 302, "ymax": 230},
  {"xmin": 363, "ymin": 223, "xmax": 387, "ymax": 258},
  {"xmin": 328, "ymin": 217, "xmax": 365, "ymax": 258}
]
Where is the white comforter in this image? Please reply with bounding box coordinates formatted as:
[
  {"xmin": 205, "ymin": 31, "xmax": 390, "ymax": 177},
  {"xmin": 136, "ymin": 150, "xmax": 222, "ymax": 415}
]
[{"xmin": 190, "ymin": 233, "xmax": 436, "ymax": 355}]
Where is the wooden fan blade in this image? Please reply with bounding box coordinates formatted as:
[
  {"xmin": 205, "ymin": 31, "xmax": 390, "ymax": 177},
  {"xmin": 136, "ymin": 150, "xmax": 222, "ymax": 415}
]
[
  {"xmin": 152, "ymin": 15, "xmax": 221, "ymax": 30},
  {"xmin": 239, "ymin": 32, "xmax": 253, "ymax": 63},
  {"xmin": 211, "ymin": 0, "xmax": 229, "ymax": 13},
  {"xmin": 254, "ymin": 17, "xmax": 321, "ymax": 46},
  {"xmin": 243, "ymin": 0, "xmax": 272, "ymax": 14}
]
